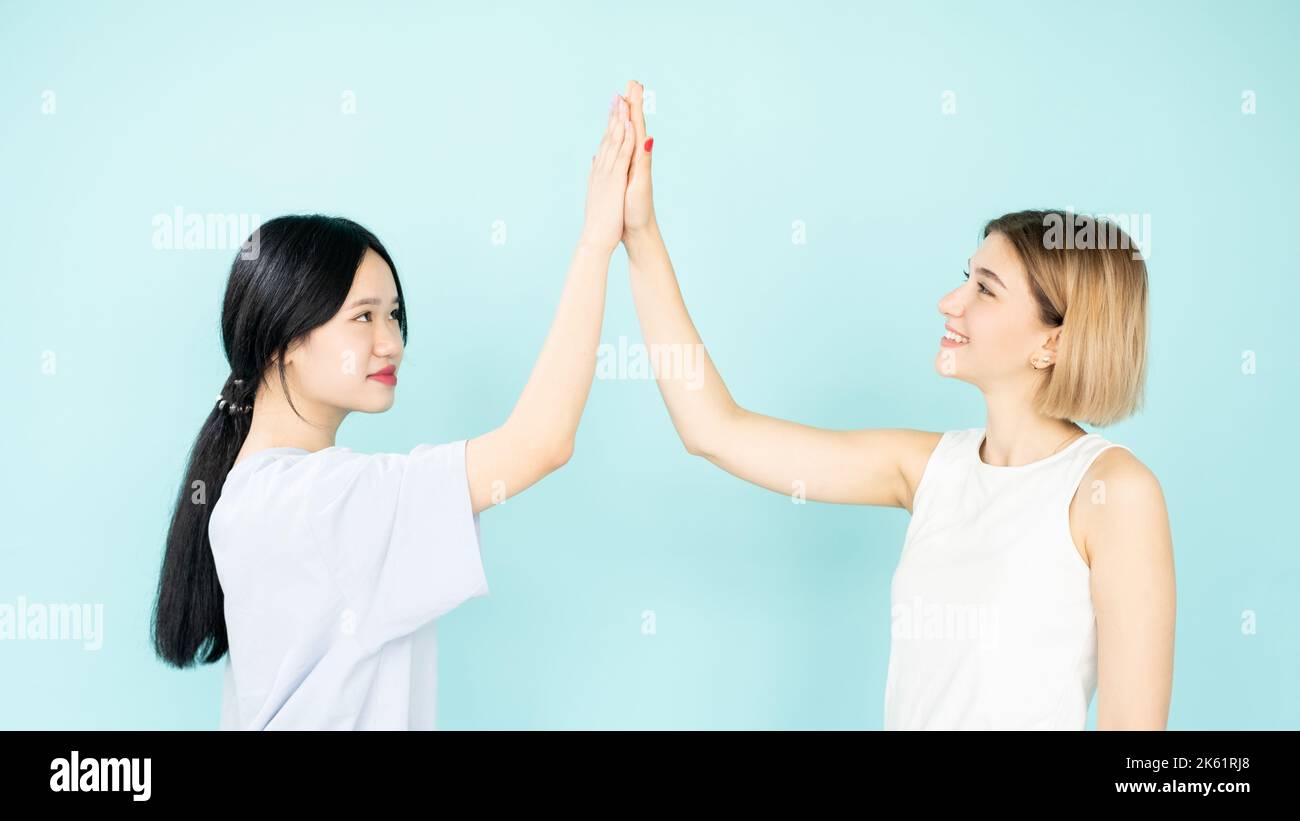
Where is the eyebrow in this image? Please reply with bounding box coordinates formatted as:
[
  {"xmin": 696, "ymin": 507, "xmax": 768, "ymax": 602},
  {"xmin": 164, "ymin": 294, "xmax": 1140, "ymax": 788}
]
[
  {"xmin": 345, "ymin": 297, "xmax": 400, "ymax": 310},
  {"xmin": 966, "ymin": 258, "xmax": 1008, "ymax": 291}
]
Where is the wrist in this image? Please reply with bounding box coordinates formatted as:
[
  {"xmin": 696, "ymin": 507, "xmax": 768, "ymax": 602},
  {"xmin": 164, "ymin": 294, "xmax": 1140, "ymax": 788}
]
[
  {"xmin": 622, "ymin": 219, "xmax": 662, "ymax": 256},
  {"xmin": 575, "ymin": 234, "xmax": 617, "ymax": 258}
]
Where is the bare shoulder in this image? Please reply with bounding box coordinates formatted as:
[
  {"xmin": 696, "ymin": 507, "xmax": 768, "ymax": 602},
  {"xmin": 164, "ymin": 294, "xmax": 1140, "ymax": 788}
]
[
  {"xmin": 889, "ymin": 428, "xmax": 945, "ymax": 514},
  {"xmin": 1071, "ymin": 446, "xmax": 1170, "ymax": 568},
  {"xmin": 1085, "ymin": 446, "xmax": 1166, "ymax": 509}
]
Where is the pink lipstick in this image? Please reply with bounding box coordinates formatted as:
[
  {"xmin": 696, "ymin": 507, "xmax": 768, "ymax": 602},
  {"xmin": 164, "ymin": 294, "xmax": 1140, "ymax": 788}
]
[{"xmin": 368, "ymin": 365, "xmax": 397, "ymax": 386}]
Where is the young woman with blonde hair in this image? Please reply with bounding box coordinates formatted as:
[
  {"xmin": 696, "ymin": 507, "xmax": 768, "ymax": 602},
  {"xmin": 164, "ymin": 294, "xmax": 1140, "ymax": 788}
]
[{"xmin": 616, "ymin": 80, "xmax": 1175, "ymax": 730}]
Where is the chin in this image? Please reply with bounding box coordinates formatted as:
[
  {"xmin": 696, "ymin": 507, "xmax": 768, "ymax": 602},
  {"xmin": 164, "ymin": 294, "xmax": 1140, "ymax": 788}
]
[
  {"xmin": 933, "ymin": 350, "xmax": 960, "ymax": 379},
  {"xmin": 347, "ymin": 393, "xmax": 396, "ymax": 413},
  {"xmin": 933, "ymin": 354, "xmax": 979, "ymax": 386}
]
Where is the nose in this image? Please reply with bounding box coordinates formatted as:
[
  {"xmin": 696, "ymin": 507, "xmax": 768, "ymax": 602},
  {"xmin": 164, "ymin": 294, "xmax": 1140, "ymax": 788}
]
[
  {"xmin": 938, "ymin": 283, "xmax": 968, "ymax": 320},
  {"xmin": 372, "ymin": 316, "xmax": 403, "ymax": 358}
]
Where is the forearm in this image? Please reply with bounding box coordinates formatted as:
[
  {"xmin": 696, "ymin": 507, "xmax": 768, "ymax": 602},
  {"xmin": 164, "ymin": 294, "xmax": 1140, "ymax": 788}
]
[
  {"xmin": 624, "ymin": 222, "xmax": 740, "ymax": 454},
  {"xmin": 502, "ymin": 238, "xmax": 612, "ymax": 461}
]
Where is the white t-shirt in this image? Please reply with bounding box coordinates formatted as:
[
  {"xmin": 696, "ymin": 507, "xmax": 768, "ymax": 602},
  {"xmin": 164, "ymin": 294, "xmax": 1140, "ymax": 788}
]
[{"xmin": 208, "ymin": 440, "xmax": 488, "ymax": 730}]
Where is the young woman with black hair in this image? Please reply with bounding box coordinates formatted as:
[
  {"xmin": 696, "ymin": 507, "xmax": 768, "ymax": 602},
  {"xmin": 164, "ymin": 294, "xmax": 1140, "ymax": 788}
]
[{"xmin": 153, "ymin": 91, "xmax": 639, "ymax": 729}]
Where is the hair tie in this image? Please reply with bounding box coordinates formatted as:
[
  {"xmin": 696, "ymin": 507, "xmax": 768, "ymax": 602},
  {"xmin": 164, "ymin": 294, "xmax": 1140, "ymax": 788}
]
[{"xmin": 215, "ymin": 377, "xmax": 254, "ymax": 416}]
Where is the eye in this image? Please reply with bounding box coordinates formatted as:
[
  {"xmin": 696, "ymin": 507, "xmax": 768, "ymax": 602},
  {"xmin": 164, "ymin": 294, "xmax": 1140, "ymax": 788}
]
[
  {"xmin": 962, "ymin": 270, "xmax": 993, "ymax": 296},
  {"xmin": 356, "ymin": 308, "xmax": 403, "ymax": 323}
]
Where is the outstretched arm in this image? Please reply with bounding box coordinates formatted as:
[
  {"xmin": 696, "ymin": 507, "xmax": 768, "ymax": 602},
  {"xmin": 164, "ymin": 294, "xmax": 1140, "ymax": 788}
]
[
  {"xmin": 466, "ymin": 93, "xmax": 635, "ymax": 514},
  {"xmin": 619, "ymin": 81, "xmax": 936, "ymax": 508}
]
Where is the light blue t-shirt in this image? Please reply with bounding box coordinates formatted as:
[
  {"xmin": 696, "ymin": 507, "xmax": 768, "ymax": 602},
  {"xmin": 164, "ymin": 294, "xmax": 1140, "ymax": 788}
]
[{"xmin": 208, "ymin": 440, "xmax": 488, "ymax": 729}]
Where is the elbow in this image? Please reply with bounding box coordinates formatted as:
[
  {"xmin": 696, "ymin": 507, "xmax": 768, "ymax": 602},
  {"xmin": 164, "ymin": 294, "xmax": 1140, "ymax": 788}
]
[
  {"xmin": 680, "ymin": 431, "xmax": 714, "ymax": 459},
  {"xmin": 679, "ymin": 411, "xmax": 733, "ymax": 459},
  {"xmin": 548, "ymin": 438, "xmax": 575, "ymax": 471}
]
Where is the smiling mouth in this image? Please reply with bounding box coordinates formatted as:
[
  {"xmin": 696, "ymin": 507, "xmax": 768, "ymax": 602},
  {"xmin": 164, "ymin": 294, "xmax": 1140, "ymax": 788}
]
[{"xmin": 942, "ymin": 329, "xmax": 970, "ymax": 345}]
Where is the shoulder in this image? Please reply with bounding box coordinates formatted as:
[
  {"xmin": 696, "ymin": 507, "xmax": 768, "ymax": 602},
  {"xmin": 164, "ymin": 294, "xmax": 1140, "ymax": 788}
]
[
  {"xmin": 309, "ymin": 441, "xmax": 469, "ymax": 514},
  {"xmin": 1076, "ymin": 444, "xmax": 1171, "ymax": 565},
  {"xmin": 895, "ymin": 428, "xmax": 965, "ymax": 514},
  {"xmin": 1086, "ymin": 445, "xmax": 1163, "ymax": 501}
]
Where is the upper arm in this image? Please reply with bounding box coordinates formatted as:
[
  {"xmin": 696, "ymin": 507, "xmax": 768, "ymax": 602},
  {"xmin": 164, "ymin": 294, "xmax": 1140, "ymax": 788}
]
[
  {"xmin": 306, "ymin": 443, "xmax": 488, "ymax": 651},
  {"xmin": 696, "ymin": 409, "xmax": 942, "ymax": 509},
  {"xmin": 1085, "ymin": 449, "xmax": 1176, "ymax": 730},
  {"xmin": 465, "ymin": 424, "xmax": 572, "ymax": 514}
]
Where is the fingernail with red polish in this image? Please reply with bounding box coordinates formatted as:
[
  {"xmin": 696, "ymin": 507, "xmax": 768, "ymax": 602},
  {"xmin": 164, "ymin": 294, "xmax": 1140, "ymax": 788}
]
[{"xmin": 644, "ymin": 137, "xmax": 654, "ymax": 153}]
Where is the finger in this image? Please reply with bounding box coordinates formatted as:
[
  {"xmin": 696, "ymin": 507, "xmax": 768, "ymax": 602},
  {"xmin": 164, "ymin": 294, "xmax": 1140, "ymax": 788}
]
[
  {"xmin": 615, "ymin": 103, "xmax": 635, "ymax": 171},
  {"xmin": 615, "ymin": 96, "xmax": 630, "ymax": 142},
  {"xmin": 627, "ymin": 81, "xmax": 651, "ymax": 172},
  {"xmin": 615, "ymin": 122, "xmax": 634, "ymax": 173},
  {"xmin": 596, "ymin": 92, "xmax": 618, "ymax": 156},
  {"xmin": 605, "ymin": 93, "xmax": 621, "ymax": 140},
  {"xmin": 597, "ymin": 94, "xmax": 621, "ymax": 166},
  {"xmin": 602, "ymin": 95, "xmax": 629, "ymax": 171}
]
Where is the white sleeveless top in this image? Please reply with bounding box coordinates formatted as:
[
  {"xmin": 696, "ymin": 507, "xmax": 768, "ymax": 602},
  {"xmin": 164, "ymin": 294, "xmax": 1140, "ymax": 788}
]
[{"xmin": 884, "ymin": 426, "xmax": 1132, "ymax": 730}]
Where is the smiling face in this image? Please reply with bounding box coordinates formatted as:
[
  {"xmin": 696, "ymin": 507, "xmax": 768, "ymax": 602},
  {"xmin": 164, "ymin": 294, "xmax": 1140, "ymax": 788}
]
[
  {"xmin": 281, "ymin": 248, "xmax": 405, "ymax": 414},
  {"xmin": 934, "ymin": 231, "xmax": 1059, "ymax": 387}
]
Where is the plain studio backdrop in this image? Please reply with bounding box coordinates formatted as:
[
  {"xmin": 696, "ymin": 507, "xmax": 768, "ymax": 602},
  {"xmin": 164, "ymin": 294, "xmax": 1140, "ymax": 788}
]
[{"xmin": 0, "ymin": 0, "xmax": 1295, "ymax": 729}]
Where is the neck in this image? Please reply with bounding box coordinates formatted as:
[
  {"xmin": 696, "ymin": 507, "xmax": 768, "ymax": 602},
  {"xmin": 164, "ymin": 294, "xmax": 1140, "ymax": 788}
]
[
  {"xmin": 980, "ymin": 389, "xmax": 1083, "ymax": 467},
  {"xmin": 239, "ymin": 383, "xmax": 345, "ymax": 454}
]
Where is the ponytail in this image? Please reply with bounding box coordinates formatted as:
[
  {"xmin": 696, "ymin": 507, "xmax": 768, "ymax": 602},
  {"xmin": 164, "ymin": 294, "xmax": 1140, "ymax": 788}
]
[{"xmin": 151, "ymin": 374, "xmax": 257, "ymax": 667}]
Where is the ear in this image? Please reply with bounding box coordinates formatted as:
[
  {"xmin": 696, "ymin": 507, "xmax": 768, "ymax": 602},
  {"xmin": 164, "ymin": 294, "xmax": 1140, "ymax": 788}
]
[
  {"xmin": 1040, "ymin": 328, "xmax": 1063, "ymax": 355},
  {"xmin": 1030, "ymin": 329, "xmax": 1063, "ymax": 369},
  {"xmin": 280, "ymin": 337, "xmax": 307, "ymax": 367}
]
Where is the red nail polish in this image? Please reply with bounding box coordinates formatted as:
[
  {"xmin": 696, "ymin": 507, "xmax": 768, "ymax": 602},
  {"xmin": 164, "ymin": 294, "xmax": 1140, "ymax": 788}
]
[{"xmin": 644, "ymin": 137, "xmax": 654, "ymax": 153}]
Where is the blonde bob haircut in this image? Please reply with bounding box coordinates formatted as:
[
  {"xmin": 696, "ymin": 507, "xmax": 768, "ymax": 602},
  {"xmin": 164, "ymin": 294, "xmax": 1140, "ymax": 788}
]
[{"xmin": 983, "ymin": 209, "xmax": 1149, "ymax": 427}]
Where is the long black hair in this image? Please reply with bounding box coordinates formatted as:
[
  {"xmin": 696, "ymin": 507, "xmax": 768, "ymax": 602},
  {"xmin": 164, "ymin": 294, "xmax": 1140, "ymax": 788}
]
[{"xmin": 152, "ymin": 214, "xmax": 407, "ymax": 668}]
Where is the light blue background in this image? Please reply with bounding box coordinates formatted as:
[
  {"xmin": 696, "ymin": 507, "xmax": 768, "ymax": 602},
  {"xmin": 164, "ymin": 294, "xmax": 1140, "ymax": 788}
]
[{"xmin": 1, "ymin": 0, "xmax": 1296, "ymax": 729}]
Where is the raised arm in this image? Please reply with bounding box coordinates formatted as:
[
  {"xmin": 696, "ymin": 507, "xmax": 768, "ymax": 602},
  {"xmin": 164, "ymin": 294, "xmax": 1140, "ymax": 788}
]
[
  {"xmin": 465, "ymin": 92, "xmax": 635, "ymax": 514},
  {"xmin": 619, "ymin": 81, "xmax": 937, "ymax": 509}
]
